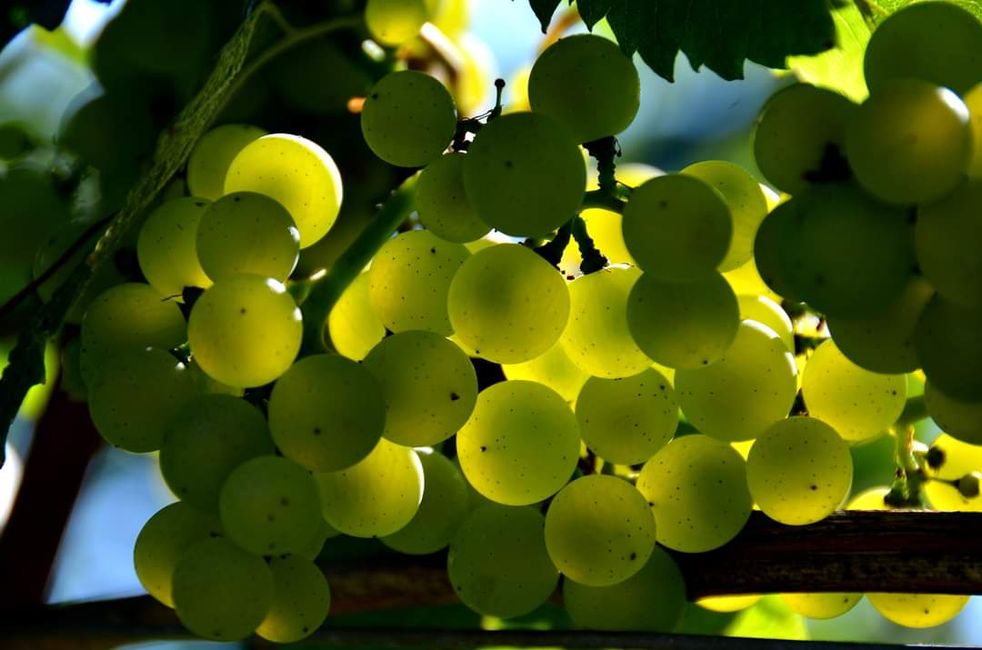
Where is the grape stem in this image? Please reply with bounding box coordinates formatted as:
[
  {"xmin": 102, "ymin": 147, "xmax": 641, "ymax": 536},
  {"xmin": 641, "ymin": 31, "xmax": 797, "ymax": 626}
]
[{"xmin": 886, "ymin": 424, "xmax": 925, "ymax": 508}]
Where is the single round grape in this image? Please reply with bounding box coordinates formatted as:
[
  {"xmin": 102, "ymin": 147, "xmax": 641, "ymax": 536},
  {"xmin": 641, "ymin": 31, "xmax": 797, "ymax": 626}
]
[
  {"xmin": 133, "ymin": 502, "xmax": 222, "ymax": 607},
  {"xmin": 563, "ymin": 546, "xmax": 685, "ymax": 631},
  {"xmin": 225, "ymin": 133, "xmax": 343, "ymax": 248},
  {"xmin": 845, "ymin": 79, "xmax": 971, "ymax": 205},
  {"xmin": 462, "ymin": 111, "xmax": 585, "ymax": 237},
  {"xmin": 219, "ymin": 455, "xmax": 322, "ymax": 556},
  {"xmin": 863, "ymin": 1, "xmax": 982, "ymax": 95},
  {"xmin": 363, "ymin": 331, "xmax": 477, "ymax": 447},
  {"xmin": 187, "ymin": 124, "xmax": 266, "ymax": 200},
  {"xmin": 457, "ymin": 380, "xmax": 579, "ymax": 506},
  {"xmin": 528, "ymin": 34, "xmax": 640, "ymax": 143},
  {"xmin": 196, "ymin": 192, "xmax": 300, "ymax": 283},
  {"xmin": 747, "ymin": 416, "xmax": 853, "ymax": 525},
  {"xmin": 914, "ymin": 294, "xmax": 982, "ymax": 401},
  {"xmin": 501, "ymin": 341, "xmax": 589, "ymax": 403},
  {"xmin": 315, "ymin": 439, "xmax": 424, "ymax": 537},
  {"xmin": 368, "ymin": 229, "xmax": 470, "ymax": 335},
  {"xmin": 360, "ymin": 70, "xmax": 456, "ymax": 167},
  {"xmin": 137, "ymin": 196, "xmax": 212, "ymax": 297},
  {"xmin": 576, "ymin": 369, "xmax": 678, "ymax": 465},
  {"xmin": 87, "ymin": 348, "xmax": 199, "ymax": 452},
  {"xmin": 365, "ymin": 0, "xmax": 428, "ymax": 46},
  {"xmin": 544, "ymin": 475, "xmax": 656, "ymax": 586},
  {"xmin": 447, "ymin": 504, "xmax": 558, "ymax": 618},
  {"xmin": 915, "ymin": 180, "xmax": 982, "ymax": 308},
  {"xmin": 381, "ymin": 451, "xmax": 470, "ymax": 554},
  {"xmin": 868, "ymin": 593, "xmax": 968, "ymax": 629},
  {"xmin": 447, "ymin": 244, "xmax": 570, "ymax": 363},
  {"xmin": 627, "ymin": 271, "xmax": 739, "ymax": 369},
  {"xmin": 675, "ymin": 322, "xmax": 798, "ymax": 442},
  {"xmin": 923, "ymin": 434, "xmax": 982, "ymax": 512},
  {"xmin": 256, "ymin": 555, "xmax": 330, "ymax": 643},
  {"xmin": 415, "ymin": 153, "xmax": 489, "ymax": 243},
  {"xmin": 172, "ymin": 536, "xmax": 274, "ymax": 641},
  {"xmin": 637, "ymin": 434, "xmax": 752, "ymax": 553},
  {"xmin": 966, "ymin": 83, "xmax": 982, "ymax": 178},
  {"xmin": 622, "ymin": 174, "xmax": 732, "ymax": 281},
  {"xmin": 925, "ymin": 382, "xmax": 982, "ymax": 446},
  {"xmin": 160, "ymin": 395, "xmax": 274, "ymax": 510},
  {"xmin": 737, "ymin": 295, "xmax": 793, "ymax": 351},
  {"xmin": 752, "ymin": 199, "xmax": 802, "ymax": 302},
  {"xmin": 188, "ymin": 275, "xmax": 302, "ymax": 388},
  {"xmin": 752, "ymin": 84, "xmax": 857, "ymax": 195},
  {"xmin": 780, "ymin": 593, "xmax": 861, "ymax": 620},
  {"xmin": 327, "ymin": 272, "xmax": 386, "ymax": 361},
  {"xmin": 561, "ymin": 266, "xmax": 651, "ymax": 378},
  {"xmin": 268, "ymin": 354, "xmax": 385, "ymax": 472}
]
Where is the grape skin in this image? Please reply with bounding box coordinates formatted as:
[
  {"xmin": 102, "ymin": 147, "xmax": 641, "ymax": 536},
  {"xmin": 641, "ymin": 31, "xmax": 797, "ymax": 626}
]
[
  {"xmin": 913, "ymin": 294, "xmax": 982, "ymax": 402},
  {"xmin": 500, "ymin": 341, "xmax": 589, "ymax": 403},
  {"xmin": 364, "ymin": 0, "xmax": 428, "ymax": 46},
  {"xmin": 137, "ymin": 197, "xmax": 212, "ymax": 297},
  {"xmin": 187, "ymin": 124, "xmax": 266, "ymax": 200},
  {"xmin": 924, "ymin": 382, "xmax": 982, "ymax": 447},
  {"xmin": 327, "ymin": 273, "xmax": 386, "ymax": 361},
  {"xmin": 415, "ymin": 153, "xmax": 489, "ymax": 243},
  {"xmin": 256, "ymin": 555, "xmax": 330, "ymax": 643},
  {"xmin": 914, "ymin": 180, "xmax": 982, "ymax": 308}
]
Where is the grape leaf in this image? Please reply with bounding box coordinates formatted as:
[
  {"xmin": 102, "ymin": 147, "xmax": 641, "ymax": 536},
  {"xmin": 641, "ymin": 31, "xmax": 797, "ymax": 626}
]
[
  {"xmin": 575, "ymin": 0, "xmax": 612, "ymax": 29},
  {"xmin": 869, "ymin": 0, "xmax": 982, "ymax": 21},
  {"xmin": 788, "ymin": 2, "xmax": 871, "ymax": 102},
  {"xmin": 528, "ymin": 0, "xmax": 562, "ymax": 32}
]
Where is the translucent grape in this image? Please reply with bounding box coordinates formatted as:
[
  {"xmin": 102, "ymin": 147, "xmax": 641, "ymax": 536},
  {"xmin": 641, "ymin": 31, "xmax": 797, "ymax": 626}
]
[
  {"xmin": 268, "ymin": 354, "xmax": 385, "ymax": 472},
  {"xmin": 457, "ymin": 380, "xmax": 579, "ymax": 506},
  {"xmin": 561, "ymin": 266, "xmax": 651, "ymax": 378},
  {"xmin": 637, "ymin": 434, "xmax": 752, "ymax": 553},
  {"xmin": 133, "ymin": 502, "xmax": 222, "ymax": 607},
  {"xmin": 415, "ymin": 153, "xmax": 489, "ymax": 243},
  {"xmin": 327, "ymin": 272, "xmax": 386, "ymax": 361},
  {"xmin": 737, "ymin": 295, "xmax": 793, "ymax": 351},
  {"xmin": 447, "ymin": 244, "xmax": 570, "ymax": 363},
  {"xmin": 462, "ymin": 112, "xmax": 585, "ymax": 237},
  {"xmin": 675, "ymin": 322, "xmax": 798, "ymax": 442},
  {"xmin": 621, "ymin": 174, "xmax": 732, "ymax": 281},
  {"xmin": 365, "ymin": 0, "xmax": 428, "ymax": 46},
  {"xmin": 801, "ymin": 339, "xmax": 906, "ymax": 442},
  {"xmin": 315, "ymin": 439, "xmax": 424, "ymax": 537},
  {"xmin": 188, "ymin": 275, "xmax": 302, "ymax": 388},
  {"xmin": 447, "ymin": 504, "xmax": 558, "ymax": 618},
  {"xmin": 528, "ymin": 34, "xmax": 640, "ymax": 143},
  {"xmin": 627, "ymin": 271, "xmax": 740, "ymax": 369},
  {"xmin": 256, "ymin": 555, "xmax": 330, "ymax": 643},
  {"xmin": 225, "ymin": 133, "xmax": 343, "ymax": 247},
  {"xmin": 747, "ymin": 417, "xmax": 853, "ymax": 525},
  {"xmin": 924, "ymin": 382, "xmax": 982, "ymax": 446},
  {"xmin": 780, "ymin": 593, "xmax": 861, "ymax": 620},
  {"xmin": 544, "ymin": 475, "xmax": 656, "ymax": 586},
  {"xmin": 172, "ymin": 536, "xmax": 273, "ymax": 641},
  {"xmin": 501, "ymin": 341, "xmax": 589, "ymax": 403},
  {"xmin": 923, "ymin": 434, "xmax": 982, "ymax": 512},
  {"xmin": 360, "ymin": 70, "xmax": 456, "ymax": 167},
  {"xmin": 751, "ymin": 200, "xmax": 802, "ymax": 302},
  {"xmin": 913, "ymin": 294, "xmax": 982, "ymax": 401},
  {"xmin": 368, "ymin": 229, "xmax": 469, "ymax": 335},
  {"xmin": 576, "ymin": 368, "xmax": 678, "ymax": 465},
  {"xmin": 915, "ymin": 180, "xmax": 982, "ymax": 308},
  {"xmin": 189, "ymin": 124, "xmax": 267, "ymax": 199},
  {"xmin": 362, "ymin": 331, "xmax": 477, "ymax": 447},
  {"xmin": 137, "ymin": 197, "xmax": 211, "ymax": 297},
  {"xmin": 868, "ymin": 593, "xmax": 968, "ymax": 629}
]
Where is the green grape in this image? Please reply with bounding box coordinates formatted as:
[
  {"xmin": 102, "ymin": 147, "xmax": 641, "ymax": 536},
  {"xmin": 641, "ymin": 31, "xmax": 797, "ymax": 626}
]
[
  {"xmin": 256, "ymin": 555, "xmax": 330, "ymax": 643},
  {"xmin": 172, "ymin": 536, "xmax": 274, "ymax": 641},
  {"xmin": 381, "ymin": 451, "xmax": 470, "ymax": 554},
  {"xmin": 675, "ymin": 322, "xmax": 797, "ymax": 442},
  {"xmin": 563, "ymin": 546, "xmax": 686, "ymax": 632},
  {"xmin": 752, "ymin": 200, "xmax": 802, "ymax": 302},
  {"xmin": 826, "ymin": 276, "xmax": 934, "ymax": 374},
  {"xmin": 544, "ymin": 475, "xmax": 656, "ymax": 586},
  {"xmin": 327, "ymin": 272, "xmax": 386, "ymax": 361},
  {"xmin": 368, "ymin": 230, "xmax": 469, "ymax": 335},
  {"xmin": 575, "ymin": 368, "xmax": 678, "ymax": 466},
  {"xmin": 863, "ymin": 1, "xmax": 982, "ymax": 95},
  {"xmin": 500, "ymin": 341, "xmax": 589, "ymax": 403},
  {"xmin": 725, "ymin": 256, "xmax": 781, "ymax": 303},
  {"xmin": 360, "ymin": 70, "xmax": 456, "ymax": 167},
  {"xmin": 447, "ymin": 244, "xmax": 570, "ymax": 363},
  {"xmin": 801, "ymin": 339, "xmax": 906, "ymax": 443},
  {"xmin": 637, "ymin": 434, "xmax": 752, "ymax": 553},
  {"xmin": 697, "ymin": 595, "xmax": 761, "ymax": 613},
  {"xmin": 447, "ymin": 504, "xmax": 558, "ymax": 618},
  {"xmin": 362, "ymin": 331, "xmax": 477, "ymax": 447},
  {"xmin": 196, "ymin": 192, "xmax": 300, "ymax": 283},
  {"xmin": 924, "ymin": 382, "xmax": 982, "ymax": 446},
  {"xmin": 562, "ymin": 266, "xmax": 650, "ymax": 378},
  {"xmin": 133, "ymin": 502, "xmax": 222, "ymax": 607},
  {"xmin": 457, "ymin": 380, "xmax": 579, "ymax": 506},
  {"xmin": 87, "ymin": 348, "xmax": 199, "ymax": 452},
  {"xmin": 752, "ymin": 84, "xmax": 857, "ymax": 195},
  {"xmin": 462, "ymin": 112, "xmax": 585, "ymax": 237},
  {"xmin": 847, "ymin": 486, "xmax": 891, "ymax": 510},
  {"xmin": 415, "ymin": 153, "xmax": 490, "ymax": 243},
  {"xmin": 845, "ymin": 79, "xmax": 971, "ymax": 205},
  {"xmin": 627, "ymin": 271, "xmax": 740, "ymax": 369},
  {"xmin": 528, "ymin": 34, "xmax": 640, "ymax": 143},
  {"xmin": 188, "ymin": 275, "xmax": 302, "ymax": 388},
  {"xmin": 315, "ymin": 439, "xmax": 424, "ymax": 537},
  {"xmin": 913, "ymin": 294, "xmax": 982, "ymax": 401},
  {"xmin": 159, "ymin": 395, "xmax": 273, "ymax": 510},
  {"xmin": 923, "ymin": 434, "xmax": 982, "ymax": 511},
  {"xmin": 746, "ymin": 416, "xmax": 853, "ymax": 525},
  {"xmin": 780, "ymin": 593, "xmax": 862, "ymax": 620},
  {"xmin": 187, "ymin": 124, "xmax": 266, "ymax": 200},
  {"xmin": 268, "ymin": 354, "xmax": 385, "ymax": 472},
  {"xmin": 737, "ymin": 295, "xmax": 793, "ymax": 351},
  {"xmin": 681, "ymin": 161, "xmax": 768, "ymax": 272},
  {"xmin": 225, "ymin": 133, "xmax": 343, "ymax": 248},
  {"xmin": 137, "ymin": 197, "xmax": 212, "ymax": 297},
  {"xmin": 219, "ymin": 455, "xmax": 322, "ymax": 556},
  {"xmin": 966, "ymin": 83, "xmax": 982, "ymax": 178},
  {"xmin": 365, "ymin": 0, "xmax": 428, "ymax": 46},
  {"xmin": 621, "ymin": 174, "xmax": 732, "ymax": 281},
  {"xmin": 867, "ymin": 593, "xmax": 968, "ymax": 629},
  {"xmin": 915, "ymin": 180, "xmax": 982, "ymax": 308}
]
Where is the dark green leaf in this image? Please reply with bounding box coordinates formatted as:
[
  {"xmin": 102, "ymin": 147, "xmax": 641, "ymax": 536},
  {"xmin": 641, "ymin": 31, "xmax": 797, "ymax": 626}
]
[
  {"xmin": 528, "ymin": 0, "xmax": 562, "ymax": 32},
  {"xmin": 575, "ymin": 0, "xmax": 612, "ymax": 29}
]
